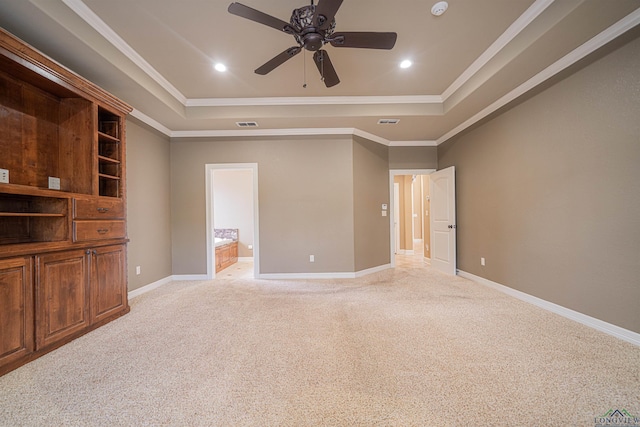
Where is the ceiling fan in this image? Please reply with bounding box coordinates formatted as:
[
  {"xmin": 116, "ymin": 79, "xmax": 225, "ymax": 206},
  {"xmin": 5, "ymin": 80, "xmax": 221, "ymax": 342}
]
[{"xmin": 228, "ymin": 0, "xmax": 398, "ymax": 87}]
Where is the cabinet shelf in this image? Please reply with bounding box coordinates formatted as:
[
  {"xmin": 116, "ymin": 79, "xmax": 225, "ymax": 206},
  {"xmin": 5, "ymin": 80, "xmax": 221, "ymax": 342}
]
[
  {"xmin": 98, "ymin": 131, "xmax": 120, "ymax": 143},
  {"xmin": 98, "ymin": 173, "xmax": 121, "ymax": 181},
  {"xmin": 98, "ymin": 155, "xmax": 121, "ymax": 164}
]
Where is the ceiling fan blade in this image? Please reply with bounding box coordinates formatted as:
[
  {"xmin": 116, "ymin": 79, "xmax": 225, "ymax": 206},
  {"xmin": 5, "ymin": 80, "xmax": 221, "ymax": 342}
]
[
  {"xmin": 313, "ymin": 49, "xmax": 340, "ymax": 88},
  {"xmin": 255, "ymin": 46, "xmax": 302, "ymax": 75},
  {"xmin": 228, "ymin": 3, "xmax": 294, "ymax": 34},
  {"xmin": 329, "ymin": 32, "xmax": 398, "ymax": 49},
  {"xmin": 313, "ymin": 0, "xmax": 344, "ymax": 30}
]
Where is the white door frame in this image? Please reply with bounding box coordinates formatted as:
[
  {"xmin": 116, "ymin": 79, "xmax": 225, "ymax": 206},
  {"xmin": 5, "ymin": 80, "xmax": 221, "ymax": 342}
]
[
  {"xmin": 205, "ymin": 163, "xmax": 260, "ymax": 279},
  {"xmin": 389, "ymin": 169, "xmax": 435, "ymax": 267}
]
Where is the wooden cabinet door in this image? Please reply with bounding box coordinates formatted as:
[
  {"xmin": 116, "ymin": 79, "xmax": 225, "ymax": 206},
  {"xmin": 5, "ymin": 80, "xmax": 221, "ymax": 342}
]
[
  {"xmin": 36, "ymin": 250, "xmax": 89, "ymax": 349},
  {"xmin": 0, "ymin": 257, "xmax": 34, "ymax": 368},
  {"xmin": 90, "ymin": 244, "xmax": 127, "ymax": 324}
]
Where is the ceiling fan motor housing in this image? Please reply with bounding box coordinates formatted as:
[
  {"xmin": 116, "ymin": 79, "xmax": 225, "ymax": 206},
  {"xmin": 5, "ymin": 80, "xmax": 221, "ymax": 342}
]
[{"xmin": 291, "ymin": 5, "xmax": 335, "ymax": 51}]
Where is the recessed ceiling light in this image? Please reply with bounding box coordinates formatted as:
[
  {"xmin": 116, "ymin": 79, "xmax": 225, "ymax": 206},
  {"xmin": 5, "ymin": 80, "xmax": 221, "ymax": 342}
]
[
  {"xmin": 400, "ymin": 60, "xmax": 412, "ymax": 69},
  {"xmin": 431, "ymin": 1, "xmax": 448, "ymax": 16},
  {"xmin": 214, "ymin": 63, "xmax": 227, "ymax": 72}
]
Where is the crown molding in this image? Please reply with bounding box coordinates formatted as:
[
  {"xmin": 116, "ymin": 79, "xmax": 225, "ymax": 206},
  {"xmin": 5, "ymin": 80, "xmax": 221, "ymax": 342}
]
[
  {"xmin": 437, "ymin": 7, "xmax": 640, "ymax": 145},
  {"xmin": 130, "ymin": 109, "xmax": 172, "ymax": 136},
  {"xmin": 66, "ymin": 0, "xmax": 536, "ymax": 110},
  {"xmin": 61, "ymin": 0, "xmax": 187, "ymax": 104},
  {"xmin": 65, "ymin": 0, "xmax": 639, "ymax": 148},
  {"xmin": 388, "ymin": 140, "xmax": 437, "ymax": 147},
  {"xmin": 440, "ymin": 0, "xmax": 554, "ymax": 101},
  {"xmin": 168, "ymin": 127, "xmax": 438, "ymax": 147},
  {"xmin": 131, "ymin": 9, "xmax": 640, "ymax": 147},
  {"xmin": 171, "ymin": 127, "xmax": 357, "ymax": 139},
  {"xmin": 185, "ymin": 95, "xmax": 442, "ymax": 107}
]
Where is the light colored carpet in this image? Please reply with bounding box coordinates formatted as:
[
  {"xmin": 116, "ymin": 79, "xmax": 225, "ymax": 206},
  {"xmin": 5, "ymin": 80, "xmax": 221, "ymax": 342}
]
[{"xmin": 1, "ymin": 258, "xmax": 639, "ymax": 426}]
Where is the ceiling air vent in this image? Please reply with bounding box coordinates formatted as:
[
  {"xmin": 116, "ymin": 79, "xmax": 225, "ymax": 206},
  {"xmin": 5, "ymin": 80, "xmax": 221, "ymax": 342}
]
[
  {"xmin": 236, "ymin": 121, "xmax": 259, "ymax": 127},
  {"xmin": 378, "ymin": 119, "xmax": 400, "ymax": 125}
]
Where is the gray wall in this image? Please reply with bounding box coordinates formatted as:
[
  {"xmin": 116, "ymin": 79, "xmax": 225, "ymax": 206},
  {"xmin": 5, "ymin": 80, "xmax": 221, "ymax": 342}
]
[
  {"xmin": 170, "ymin": 136, "xmax": 356, "ymax": 275},
  {"xmin": 438, "ymin": 34, "xmax": 640, "ymax": 333},
  {"xmin": 126, "ymin": 119, "xmax": 173, "ymax": 291},
  {"xmin": 353, "ymin": 137, "xmax": 391, "ymax": 271},
  {"xmin": 389, "ymin": 146, "xmax": 438, "ymax": 170}
]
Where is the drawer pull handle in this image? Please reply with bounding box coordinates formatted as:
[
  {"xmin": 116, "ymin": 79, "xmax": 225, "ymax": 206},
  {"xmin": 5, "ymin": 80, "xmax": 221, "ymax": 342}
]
[
  {"xmin": 97, "ymin": 207, "xmax": 110, "ymax": 213},
  {"xmin": 97, "ymin": 228, "xmax": 109, "ymax": 234}
]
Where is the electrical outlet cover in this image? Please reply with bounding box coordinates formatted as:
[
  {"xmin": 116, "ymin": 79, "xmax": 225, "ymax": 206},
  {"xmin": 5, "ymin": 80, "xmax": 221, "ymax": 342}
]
[
  {"xmin": 0, "ymin": 168, "xmax": 8, "ymax": 183},
  {"xmin": 48, "ymin": 176, "xmax": 61, "ymax": 190}
]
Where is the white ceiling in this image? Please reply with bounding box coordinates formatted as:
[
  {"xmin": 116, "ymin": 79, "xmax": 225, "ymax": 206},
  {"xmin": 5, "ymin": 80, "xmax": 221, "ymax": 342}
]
[{"xmin": 0, "ymin": 0, "xmax": 639, "ymax": 144}]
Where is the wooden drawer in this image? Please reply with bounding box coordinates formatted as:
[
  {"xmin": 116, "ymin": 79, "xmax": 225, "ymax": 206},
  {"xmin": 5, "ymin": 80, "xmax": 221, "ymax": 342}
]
[
  {"xmin": 73, "ymin": 220, "xmax": 125, "ymax": 242},
  {"xmin": 73, "ymin": 198, "xmax": 124, "ymax": 219}
]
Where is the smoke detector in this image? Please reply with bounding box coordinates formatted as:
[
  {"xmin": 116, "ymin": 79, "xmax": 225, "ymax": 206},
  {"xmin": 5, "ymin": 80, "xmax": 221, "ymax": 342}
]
[{"xmin": 431, "ymin": 1, "xmax": 448, "ymax": 16}]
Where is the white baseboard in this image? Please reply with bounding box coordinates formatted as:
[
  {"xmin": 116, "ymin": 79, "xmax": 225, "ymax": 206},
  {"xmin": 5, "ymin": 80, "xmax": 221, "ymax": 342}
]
[
  {"xmin": 458, "ymin": 270, "xmax": 640, "ymax": 347},
  {"xmin": 128, "ymin": 274, "xmax": 212, "ymax": 299},
  {"xmin": 257, "ymin": 272, "xmax": 356, "ymax": 279},
  {"xmin": 257, "ymin": 263, "xmax": 392, "ymax": 280},
  {"xmin": 171, "ymin": 274, "xmax": 209, "ymax": 281},
  {"xmin": 238, "ymin": 257, "xmax": 253, "ymax": 262},
  {"xmin": 128, "ymin": 276, "xmax": 173, "ymax": 299},
  {"xmin": 355, "ymin": 263, "xmax": 392, "ymax": 278}
]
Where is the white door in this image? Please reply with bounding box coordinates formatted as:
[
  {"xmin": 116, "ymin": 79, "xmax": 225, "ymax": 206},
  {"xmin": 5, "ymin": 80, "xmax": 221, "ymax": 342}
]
[{"xmin": 429, "ymin": 166, "xmax": 456, "ymax": 275}]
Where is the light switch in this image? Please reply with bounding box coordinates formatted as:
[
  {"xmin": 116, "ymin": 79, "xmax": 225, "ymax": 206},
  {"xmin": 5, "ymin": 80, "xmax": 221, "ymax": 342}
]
[{"xmin": 382, "ymin": 211, "xmax": 387, "ymax": 217}]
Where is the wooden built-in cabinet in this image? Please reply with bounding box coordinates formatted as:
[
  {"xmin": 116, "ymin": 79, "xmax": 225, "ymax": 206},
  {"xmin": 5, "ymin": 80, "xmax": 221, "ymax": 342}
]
[
  {"xmin": 0, "ymin": 257, "xmax": 33, "ymax": 368},
  {"xmin": 0, "ymin": 28, "xmax": 132, "ymax": 376},
  {"xmin": 215, "ymin": 241, "xmax": 239, "ymax": 273}
]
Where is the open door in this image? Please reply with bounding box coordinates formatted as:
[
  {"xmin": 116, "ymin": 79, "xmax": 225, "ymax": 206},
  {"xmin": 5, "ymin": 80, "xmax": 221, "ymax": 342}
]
[{"xmin": 430, "ymin": 166, "xmax": 456, "ymax": 275}]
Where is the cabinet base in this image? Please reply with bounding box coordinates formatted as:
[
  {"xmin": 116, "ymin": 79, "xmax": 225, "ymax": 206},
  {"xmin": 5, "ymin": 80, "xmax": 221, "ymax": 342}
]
[{"xmin": 0, "ymin": 305, "xmax": 129, "ymax": 377}]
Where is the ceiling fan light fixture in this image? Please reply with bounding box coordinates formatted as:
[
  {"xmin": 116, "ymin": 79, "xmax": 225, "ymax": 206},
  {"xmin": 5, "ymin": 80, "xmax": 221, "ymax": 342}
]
[
  {"xmin": 228, "ymin": 1, "xmax": 397, "ymax": 88},
  {"xmin": 400, "ymin": 59, "xmax": 412, "ymax": 69},
  {"xmin": 214, "ymin": 63, "xmax": 227, "ymax": 72}
]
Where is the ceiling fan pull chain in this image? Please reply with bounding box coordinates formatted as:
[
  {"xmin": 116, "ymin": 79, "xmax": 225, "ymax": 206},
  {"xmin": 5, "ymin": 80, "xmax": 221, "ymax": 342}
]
[{"xmin": 303, "ymin": 49, "xmax": 307, "ymax": 88}]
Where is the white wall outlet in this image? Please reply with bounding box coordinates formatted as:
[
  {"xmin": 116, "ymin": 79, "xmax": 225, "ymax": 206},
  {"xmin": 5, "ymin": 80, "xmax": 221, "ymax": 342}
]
[
  {"xmin": 48, "ymin": 176, "xmax": 61, "ymax": 190},
  {"xmin": 309, "ymin": 255, "xmax": 315, "ymax": 262},
  {"xmin": 382, "ymin": 210, "xmax": 387, "ymax": 217},
  {"xmin": 248, "ymin": 244, "xmax": 253, "ymax": 250},
  {"xmin": 136, "ymin": 266, "xmax": 141, "ymax": 275},
  {"xmin": 0, "ymin": 168, "xmax": 8, "ymax": 184},
  {"xmin": 481, "ymin": 257, "xmax": 486, "ymax": 266}
]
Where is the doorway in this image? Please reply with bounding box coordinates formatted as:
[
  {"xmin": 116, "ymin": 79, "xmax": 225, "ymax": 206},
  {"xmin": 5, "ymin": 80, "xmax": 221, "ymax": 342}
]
[
  {"xmin": 205, "ymin": 163, "xmax": 259, "ymax": 279},
  {"xmin": 389, "ymin": 169, "xmax": 435, "ymax": 267}
]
